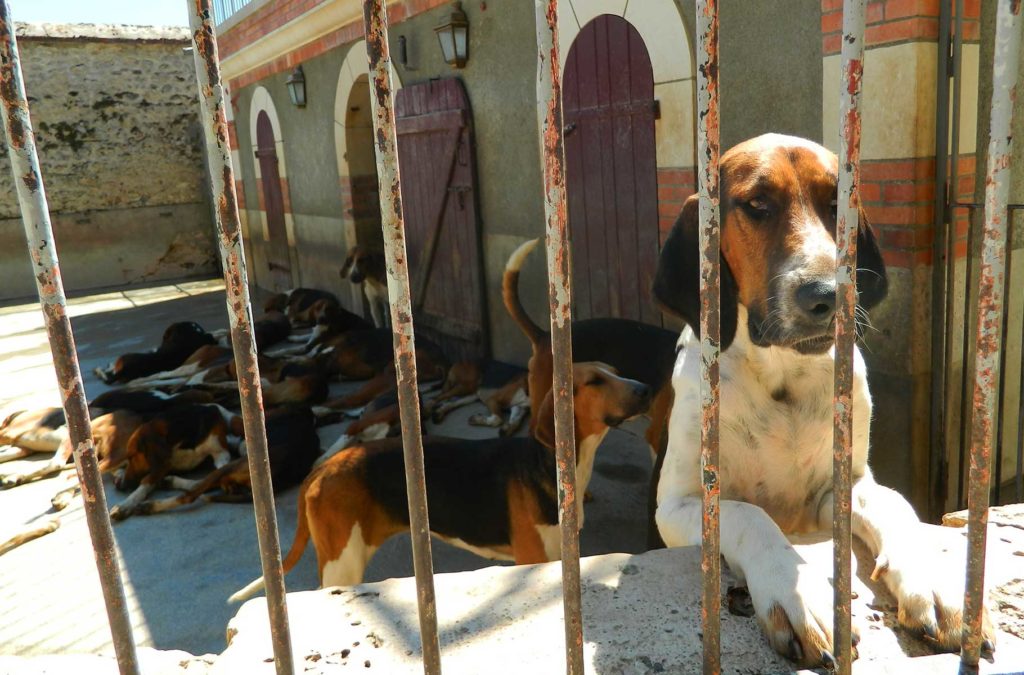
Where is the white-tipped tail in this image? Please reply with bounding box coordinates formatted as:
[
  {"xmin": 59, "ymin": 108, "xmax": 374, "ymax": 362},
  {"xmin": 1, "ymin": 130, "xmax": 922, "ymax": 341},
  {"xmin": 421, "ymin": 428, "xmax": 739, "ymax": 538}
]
[
  {"xmin": 505, "ymin": 238, "xmax": 539, "ymax": 272},
  {"xmin": 228, "ymin": 576, "xmax": 265, "ymax": 604}
]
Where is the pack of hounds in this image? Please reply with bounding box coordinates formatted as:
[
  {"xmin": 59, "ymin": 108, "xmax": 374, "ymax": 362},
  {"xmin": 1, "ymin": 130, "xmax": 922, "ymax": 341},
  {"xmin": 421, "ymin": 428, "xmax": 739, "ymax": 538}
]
[{"xmin": 0, "ymin": 136, "xmax": 996, "ymax": 668}]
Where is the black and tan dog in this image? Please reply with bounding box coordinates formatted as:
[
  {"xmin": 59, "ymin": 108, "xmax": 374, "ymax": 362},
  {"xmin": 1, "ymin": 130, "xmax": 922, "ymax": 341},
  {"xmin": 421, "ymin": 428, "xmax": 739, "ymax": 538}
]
[
  {"xmin": 314, "ymin": 328, "xmax": 448, "ymax": 383},
  {"xmin": 263, "ymin": 288, "xmax": 340, "ymax": 327},
  {"xmin": 229, "ymin": 362, "xmax": 650, "ymax": 600},
  {"xmin": 504, "ymin": 240, "xmax": 678, "ymax": 457},
  {"xmin": 0, "ymin": 390, "xmax": 215, "ymax": 489},
  {"xmin": 94, "ymin": 321, "xmax": 217, "ymax": 384},
  {"xmin": 129, "ymin": 405, "xmax": 321, "ymax": 516},
  {"xmin": 108, "ymin": 403, "xmax": 244, "ymax": 521}
]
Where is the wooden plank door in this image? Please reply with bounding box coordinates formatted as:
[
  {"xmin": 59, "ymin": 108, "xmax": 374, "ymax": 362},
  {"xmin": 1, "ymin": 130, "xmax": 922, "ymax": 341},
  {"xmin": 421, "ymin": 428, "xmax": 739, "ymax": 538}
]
[
  {"xmin": 563, "ymin": 14, "xmax": 660, "ymax": 324},
  {"xmin": 255, "ymin": 111, "xmax": 291, "ymax": 290},
  {"xmin": 395, "ymin": 78, "xmax": 486, "ymax": 362}
]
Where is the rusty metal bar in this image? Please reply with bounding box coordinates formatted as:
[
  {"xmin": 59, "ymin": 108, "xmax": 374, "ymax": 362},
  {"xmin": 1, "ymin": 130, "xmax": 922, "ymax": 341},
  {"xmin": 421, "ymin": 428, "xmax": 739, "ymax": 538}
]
[
  {"xmin": 0, "ymin": 5, "xmax": 140, "ymax": 673},
  {"xmin": 948, "ymin": 0, "xmax": 969, "ymax": 511},
  {"xmin": 695, "ymin": 1, "xmax": 721, "ymax": 673},
  {"xmin": 185, "ymin": 3, "xmax": 294, "ymax": 674},
  {"xmin": 961, "ymin": 0, "xmax": 1021, "ymax": 667},
  {"xmin": 833, "ymin": 2, "xmax": 866, "ymax": 673},
  {"xmin": 534, "ymin": 3, "xmax": 583, "ymax": 673},
  {"xmin": 928, "ymin": 0, "xmax": 952, "ymax": 520},
  {"xmin": 361, "ymin": 2, "xmax": 442, "ymax": 672}
]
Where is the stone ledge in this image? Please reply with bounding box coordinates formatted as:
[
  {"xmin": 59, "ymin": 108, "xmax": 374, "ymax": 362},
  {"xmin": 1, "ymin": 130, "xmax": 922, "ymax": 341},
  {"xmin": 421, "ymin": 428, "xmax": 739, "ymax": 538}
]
[
  {"xmin": 214, "ymin": 520, "xmax": 1024, "ymax": 675},
  {"xmin": 14, "ymin": 22, "xmax": 190, "ymax": 43}
]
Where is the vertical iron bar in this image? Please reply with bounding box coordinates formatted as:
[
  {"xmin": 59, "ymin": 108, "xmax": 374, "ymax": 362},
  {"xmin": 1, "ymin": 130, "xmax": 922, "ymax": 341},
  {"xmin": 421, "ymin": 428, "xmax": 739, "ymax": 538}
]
[
  {"xmin": 834, "ymin": 3, "xmax": 866, "ymax": 673},
  {"xmin": 961, "ymin": 0, "xmax": 1021, "ymax": 668},
  {"xmin": 952, "ymin": 0, "xmax": 973, "ymax": 510},
  {"xmin": 992, "ymin": 217, "xmax": 1015, "ymax": 506},
  {"xmin": 0, "ymin": 5, "xmax": 140, "ymax": 673},
  {"xmin": 185, "ymin": 4, "xmax": 294, "ymax": 674},
  {"xmin": 1016, "ymin": 207, "xmax": 1024, "ymax": 503},
  {"xmin": 534, "ymin": 3, "xmax": 583, "ymax": 674},
  {"xmin": 695, "ymin": 2, "xmax": 721, "ymax": 673},
  {"xmin": 929, "ymin": 0, "xmax": 952, "ymax": 520},
  {"xmin": 361, "ymin": 2, "xmax": 442, "ymax": 673}
]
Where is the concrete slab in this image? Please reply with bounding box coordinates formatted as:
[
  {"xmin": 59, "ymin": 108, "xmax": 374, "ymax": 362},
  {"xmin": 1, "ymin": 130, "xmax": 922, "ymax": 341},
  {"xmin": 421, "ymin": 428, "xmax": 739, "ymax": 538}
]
[{"xmin": 215, "ymin": 525, "xmax": 1024, "ymax": 675}]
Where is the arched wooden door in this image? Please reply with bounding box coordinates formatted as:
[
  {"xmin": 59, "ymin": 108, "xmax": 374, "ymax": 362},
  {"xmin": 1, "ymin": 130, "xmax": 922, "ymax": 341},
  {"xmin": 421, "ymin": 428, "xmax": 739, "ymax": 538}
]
[
  {"xmin": 395, "ymin": 79, "xmax": 486, "ymax": 362},
  {"xmin": 564, "ymin": 15, "xmax": 660, "ymax": 324},
  {"xmin": 255, "ymin": 111, "xmax": 291, "ymax": 290}
]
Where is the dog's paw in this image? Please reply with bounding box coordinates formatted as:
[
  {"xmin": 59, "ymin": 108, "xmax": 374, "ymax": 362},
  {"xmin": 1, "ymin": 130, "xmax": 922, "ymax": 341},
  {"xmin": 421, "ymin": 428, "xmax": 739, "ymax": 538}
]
[
  {"xmin": 747, "ymin": 560, "xmax": 853, "ymax": 668},
  {"xmin": 108, "ymin": 504, "xmax": 132, "ymax": 522},
  {"xmin": 880, "ymin": 552, "xmax": 996, "ymax": 655}
]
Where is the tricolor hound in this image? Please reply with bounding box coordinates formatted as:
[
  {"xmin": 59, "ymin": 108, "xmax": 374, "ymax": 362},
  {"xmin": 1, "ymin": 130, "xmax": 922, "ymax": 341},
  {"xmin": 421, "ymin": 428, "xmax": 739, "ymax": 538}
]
[
  {"xmin": 229, "ymin": 362, "xmax": 650, "ymax": 600},
  {"xmin": 652, "ymin": 134, "xmax": 994, "ymax": 666}
]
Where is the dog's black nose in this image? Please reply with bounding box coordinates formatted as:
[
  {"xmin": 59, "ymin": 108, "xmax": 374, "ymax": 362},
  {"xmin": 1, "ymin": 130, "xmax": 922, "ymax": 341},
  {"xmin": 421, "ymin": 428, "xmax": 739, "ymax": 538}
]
[
  {"xmin": 795, "ymin": 280, "xmax": 836, "ymax": 321},
  {"xmin": 634, "ymin": 383, "xmax": 652, "ymax": 404}
]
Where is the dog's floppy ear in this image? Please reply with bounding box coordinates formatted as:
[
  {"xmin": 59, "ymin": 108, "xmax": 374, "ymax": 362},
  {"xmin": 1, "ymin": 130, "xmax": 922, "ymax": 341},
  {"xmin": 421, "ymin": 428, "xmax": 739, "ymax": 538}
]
[
  {"xmin": 652, "ymin": 194, "xmax": 739, "ymax": 350},
  {"xmin": 855, "ymin": 208, "xmax": 888, "ymax": 311}
]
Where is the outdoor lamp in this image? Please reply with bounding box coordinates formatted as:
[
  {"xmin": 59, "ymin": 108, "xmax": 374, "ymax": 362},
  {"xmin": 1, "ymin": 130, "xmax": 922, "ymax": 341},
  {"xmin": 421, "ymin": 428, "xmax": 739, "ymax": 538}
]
[
  {"xmin": 286, "ymin": 66, "xmax": 307, "ymax": 107},
  {"xmin": 434, "ymin": 1, "xmax": 469, "ymax": 68}
]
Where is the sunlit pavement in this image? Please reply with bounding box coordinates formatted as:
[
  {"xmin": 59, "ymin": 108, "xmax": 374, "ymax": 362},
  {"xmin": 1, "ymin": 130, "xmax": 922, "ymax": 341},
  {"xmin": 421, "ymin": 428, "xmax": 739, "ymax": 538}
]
[{"xmin": 0, "ymin": 280, "xmax": 655, "ymax": 658}]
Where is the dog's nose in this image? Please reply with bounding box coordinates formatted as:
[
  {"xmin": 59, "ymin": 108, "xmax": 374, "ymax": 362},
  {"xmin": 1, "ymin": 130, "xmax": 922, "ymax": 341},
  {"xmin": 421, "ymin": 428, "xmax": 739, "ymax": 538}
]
[{"xmin": 794, "ymin": 280, "xmax": 836, "ymax": 321}]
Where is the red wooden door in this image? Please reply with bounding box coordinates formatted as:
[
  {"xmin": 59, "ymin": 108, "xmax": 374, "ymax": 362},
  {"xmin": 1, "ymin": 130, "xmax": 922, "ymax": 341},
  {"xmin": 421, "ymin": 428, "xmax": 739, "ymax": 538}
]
[
  {"xmin": 564, "ymin": 15, "xmax": 660, "ymax": 324},
  {"xmin": 255, "ymin": 111, "xmax": 291, "ymax": 290},
  {"xmin": 395, "ymin": 79, "xmax": 486, "ymax": 362}
]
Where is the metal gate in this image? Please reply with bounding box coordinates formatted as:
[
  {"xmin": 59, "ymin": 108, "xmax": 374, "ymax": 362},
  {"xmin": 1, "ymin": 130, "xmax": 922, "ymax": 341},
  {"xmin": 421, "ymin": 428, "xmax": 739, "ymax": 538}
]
[
  {"xmin": 0, "ymin": 1, "xmax": 1018, "ymax": 674},
  {"xmin": 930, "ymin": 0, "xmax": 1024, "ymax": 518},
  {"xmin": 255, "ymin": 110, "xmax": 291, "ymax": 290},
  {"xmin": 395, "ymin": 78, "xmax": 487, "ymax": 362},
  {"xmin": 563, "ymin": 14, "xmax": 660, "ymax": 325}
]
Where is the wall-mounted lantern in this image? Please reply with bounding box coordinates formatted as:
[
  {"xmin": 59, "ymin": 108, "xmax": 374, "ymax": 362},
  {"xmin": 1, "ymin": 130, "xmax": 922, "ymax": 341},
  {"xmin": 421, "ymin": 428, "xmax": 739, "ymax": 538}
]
[
  {"xmin": 286, "ymin": 66, "xmax": 307, "ymax": 107},
  {"xmin": 434, "ymin": 2, "xmax": 469, "ymax": 69}
]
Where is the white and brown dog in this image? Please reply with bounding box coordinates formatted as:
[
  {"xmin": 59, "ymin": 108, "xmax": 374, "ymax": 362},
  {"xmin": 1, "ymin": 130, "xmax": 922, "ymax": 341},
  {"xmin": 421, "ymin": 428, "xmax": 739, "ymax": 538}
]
[
  {"xmin": 340, "ymin": 246, "xmax": 390, "ymax": 328},
  {"xmin": 652, "ymin": 134, "xmax": 994, "ymax": 667}
]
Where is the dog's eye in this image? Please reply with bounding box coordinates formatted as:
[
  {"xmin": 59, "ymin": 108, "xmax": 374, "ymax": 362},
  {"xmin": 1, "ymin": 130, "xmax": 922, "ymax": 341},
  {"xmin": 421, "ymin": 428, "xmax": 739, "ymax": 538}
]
[{"xmin": 741, "ymin": 197, "xmax": 771, "ymax": 220}]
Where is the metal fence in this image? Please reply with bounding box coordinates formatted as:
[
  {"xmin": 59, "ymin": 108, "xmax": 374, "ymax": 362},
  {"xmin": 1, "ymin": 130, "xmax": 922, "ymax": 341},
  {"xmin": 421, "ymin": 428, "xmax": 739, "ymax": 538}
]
[
  {"xmin": 0, "ymin": 0, "xmax": 1019, "ymax": 673},
  {"xmin": 931, "ymin": 0, "xmax": 1024, "ymax": 519}
]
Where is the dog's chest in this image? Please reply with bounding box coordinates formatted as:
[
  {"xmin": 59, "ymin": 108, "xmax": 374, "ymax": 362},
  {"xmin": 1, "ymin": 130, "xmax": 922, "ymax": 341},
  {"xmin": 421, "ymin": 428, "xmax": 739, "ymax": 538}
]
[
  {"xmin": 669, "ymin": 335, "xmax": 871, "ymax": 534},
  {"xmin": 719, "ymin": 368, "xmax": 836, "ymax": 532}
]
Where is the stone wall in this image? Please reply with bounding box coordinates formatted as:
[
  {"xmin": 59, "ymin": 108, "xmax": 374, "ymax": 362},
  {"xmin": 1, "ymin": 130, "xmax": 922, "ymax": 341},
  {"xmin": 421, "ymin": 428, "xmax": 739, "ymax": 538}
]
[{"xmin": 0, "ymin": 23, "xmax": 217, "ymax": 301}]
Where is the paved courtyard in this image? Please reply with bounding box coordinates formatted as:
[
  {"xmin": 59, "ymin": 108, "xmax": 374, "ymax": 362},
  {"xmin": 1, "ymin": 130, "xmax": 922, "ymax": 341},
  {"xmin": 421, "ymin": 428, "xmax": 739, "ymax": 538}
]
[{"xmin": 0, "ymin": 279, "xmax": 656, "ymax": 658}]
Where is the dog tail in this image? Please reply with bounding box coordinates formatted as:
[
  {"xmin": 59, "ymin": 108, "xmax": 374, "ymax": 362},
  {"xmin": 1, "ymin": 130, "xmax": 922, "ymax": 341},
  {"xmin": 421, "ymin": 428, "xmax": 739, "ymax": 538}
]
[
  {"xmin": 227, "ymin": 478, "xmax": 313, "ymax": 604},
  {"xmin": 503, "ymin": 238, "xmax": 545, "ymax": 345}
]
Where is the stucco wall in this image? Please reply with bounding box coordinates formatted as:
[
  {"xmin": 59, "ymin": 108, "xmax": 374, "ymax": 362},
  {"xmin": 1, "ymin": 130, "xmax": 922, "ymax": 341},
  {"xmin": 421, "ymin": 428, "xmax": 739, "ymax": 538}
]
[{"xmin": 0, "ymin": 24, "xmax": 217, "ymax": 301}]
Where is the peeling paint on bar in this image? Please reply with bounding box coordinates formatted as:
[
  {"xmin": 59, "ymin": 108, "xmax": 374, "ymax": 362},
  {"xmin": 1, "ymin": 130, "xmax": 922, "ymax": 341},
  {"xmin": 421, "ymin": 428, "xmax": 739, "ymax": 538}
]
[
  {"xmin": 834, "ymin": 3, "xmax": 866, "ymax": 674},
  {"xmin": 962, "ymin": 0, "xmax": 1021, "ymax": 667},
  {"xmin": 695, "ymin": 2, "xmax": 721, "ymax": 673},
  {"xmin": 534, "ymin": 3, "xmax": 583, "ymax": 674},
  {"xmin": 185, "ymin": 3, "xmax": 294, "ymax": 674},
  {"xmin": 361, "ymin": 2, "xmax": 442, "ymax": 673},
  {"xmin": 0, "ymin": 2, "xmax": 140, "ymax": 673}
]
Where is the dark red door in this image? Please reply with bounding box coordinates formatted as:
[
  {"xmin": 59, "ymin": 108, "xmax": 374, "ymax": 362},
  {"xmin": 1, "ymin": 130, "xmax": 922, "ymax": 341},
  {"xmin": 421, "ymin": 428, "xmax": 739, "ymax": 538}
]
[
  {"xmin": 255, "ymin": 111, "xmax": 291, "ymax": 290},
  {"xmin": 395, "ymin": 79, "xmax": 486, "ymax": 361},
  {"xmin": 564, "ymin": 15, "xmax": 660, "ymax": 324}
]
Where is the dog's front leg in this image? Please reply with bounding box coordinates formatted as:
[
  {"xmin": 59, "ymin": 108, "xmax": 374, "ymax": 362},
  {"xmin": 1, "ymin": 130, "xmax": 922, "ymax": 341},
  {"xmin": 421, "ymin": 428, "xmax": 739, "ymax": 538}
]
[
  {"xmin": 656, "ymin": 495, "xmax": 840, "ymax": 667},
  {"xmin": 852, "ymin": 474, "xmax": 995, "ymax": 654}
]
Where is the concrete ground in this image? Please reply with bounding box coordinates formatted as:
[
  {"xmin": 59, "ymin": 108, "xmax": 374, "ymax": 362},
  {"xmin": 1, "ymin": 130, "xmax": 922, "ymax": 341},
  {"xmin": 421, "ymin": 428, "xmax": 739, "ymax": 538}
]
[{"xmin": 0, "ymin": 280, "xmax": 656, "ymax": 659}]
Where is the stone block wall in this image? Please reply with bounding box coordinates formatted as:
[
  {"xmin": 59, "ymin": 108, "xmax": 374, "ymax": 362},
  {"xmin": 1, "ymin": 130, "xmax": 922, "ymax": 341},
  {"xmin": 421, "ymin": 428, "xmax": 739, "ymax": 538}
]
[{"xmin": 0, "ymin": 23, "xmax": 217, "ymax": 301}]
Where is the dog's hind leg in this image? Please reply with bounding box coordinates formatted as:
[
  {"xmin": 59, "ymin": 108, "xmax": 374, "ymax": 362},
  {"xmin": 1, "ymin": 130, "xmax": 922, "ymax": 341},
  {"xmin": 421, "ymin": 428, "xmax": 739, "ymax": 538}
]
[
  {"xmin": 0, "ymin": 446, "xmax": 34, "ymax": 464},
  {"xmin": 319, "ymin": 521, "xmax": 376, "ymax": 587}
]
